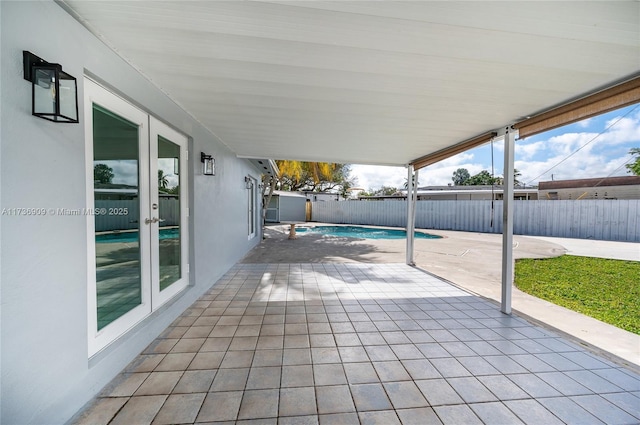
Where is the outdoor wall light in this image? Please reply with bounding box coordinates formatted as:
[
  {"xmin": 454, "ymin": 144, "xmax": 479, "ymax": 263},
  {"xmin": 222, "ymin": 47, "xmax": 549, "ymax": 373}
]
[
  {"xmin": 245, "ymin": 176, "xmax": 253, "ymax": 189},
  {"xmin": 23, "ymin": 51, "xmax": 78, "ymax": 123},
  {"xmin": 201, "ymin": 152, "xmax": 215, "ymax": 175}
]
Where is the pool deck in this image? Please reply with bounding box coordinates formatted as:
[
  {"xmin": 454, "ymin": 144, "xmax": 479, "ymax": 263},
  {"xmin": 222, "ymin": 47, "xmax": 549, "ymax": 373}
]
[{"xmin": 72, "ymin": 224, "xmax": 640, "ymax": 425}]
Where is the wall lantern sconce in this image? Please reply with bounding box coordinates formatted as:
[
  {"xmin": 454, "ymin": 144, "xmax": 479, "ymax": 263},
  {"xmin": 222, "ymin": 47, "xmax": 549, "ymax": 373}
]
[
  {"xmin": 23, "ymin": 51, "xmax": 78, "ymax": 123},
  {"xmin": 201, "ymin": 152, "xmax": 215, "ymax": 175},
  {"xmin": 245, "ymin": 176, "xmax": 253, "ymax": 189}
]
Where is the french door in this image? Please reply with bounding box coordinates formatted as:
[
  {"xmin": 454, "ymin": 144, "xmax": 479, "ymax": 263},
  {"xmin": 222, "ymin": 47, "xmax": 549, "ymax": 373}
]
[{"xmin": 85, "ymin": 79, "xmax": 189, "ymax": 356}]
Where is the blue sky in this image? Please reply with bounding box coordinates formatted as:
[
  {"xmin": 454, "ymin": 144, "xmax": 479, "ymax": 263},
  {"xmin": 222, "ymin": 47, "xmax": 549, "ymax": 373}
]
[{"xmin": 351, "ymin": 104, "xmax": 640, "ymax": 190}]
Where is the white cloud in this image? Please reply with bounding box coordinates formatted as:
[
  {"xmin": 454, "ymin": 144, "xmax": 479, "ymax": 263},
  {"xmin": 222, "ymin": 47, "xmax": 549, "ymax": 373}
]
[
  {"xmin": 350, "ymin": 164, "xmax": 406, "ymax": 191},
  {"xmin": 576, "ymin": 117, "xmax": 592, "ymax": 128},
  {"xmin": 600, "ymin": 114, "xmax": 640, "ymax": 145},
  {"xmin": 515, "ymin": 141, "xmax": 545, "ymax": 160}
]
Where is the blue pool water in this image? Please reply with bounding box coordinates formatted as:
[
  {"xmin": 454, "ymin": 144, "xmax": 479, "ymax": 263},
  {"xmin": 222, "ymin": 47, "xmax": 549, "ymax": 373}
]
[
  {"xmin": 96, "ymin": 228, "xmax": 179, "ymax": 243},
  {"xmin": 295, "ymin": 225, "xmax": 440, "ymax": 240}
]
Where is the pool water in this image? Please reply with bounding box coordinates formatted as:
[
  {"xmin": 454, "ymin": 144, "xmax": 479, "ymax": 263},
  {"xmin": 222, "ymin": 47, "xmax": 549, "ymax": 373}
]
[
  {"xmin": 96, "ymin": 228, "xmax": 179, "ymax": 243},
  {"xmin": 296, "ymin": 225, "xmax": 441, "ymax": 240}
]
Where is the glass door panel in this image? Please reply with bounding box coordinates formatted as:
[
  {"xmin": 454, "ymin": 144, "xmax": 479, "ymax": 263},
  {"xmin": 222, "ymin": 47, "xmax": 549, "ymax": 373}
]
[
  {"xmin": 150, "ymin": 117, "xmax": 189, "ymax": 307},
  {"xmin": 93, "ymin": 105, "xmax": 142, "ymax": 330},
  {"xmin": 247, "ymin": 177, "xmax": 256, "ymax": 239},
  {"xmin": 86, "ymin": 79, "xmax": 151, "ymax": 357},
  {"xmin": 157, "ymin": 136, "xmax": 181, "ymax": 291}
]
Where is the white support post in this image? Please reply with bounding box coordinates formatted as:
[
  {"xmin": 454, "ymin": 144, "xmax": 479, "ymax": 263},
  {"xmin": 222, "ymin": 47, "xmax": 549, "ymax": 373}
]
[
  {"xmin": 501, "ymin": 127, "xmax": 517, "ymax": 314},
  {"xmin": 406, "ymin": 165, "xmax": 416, "ymax": 265}
]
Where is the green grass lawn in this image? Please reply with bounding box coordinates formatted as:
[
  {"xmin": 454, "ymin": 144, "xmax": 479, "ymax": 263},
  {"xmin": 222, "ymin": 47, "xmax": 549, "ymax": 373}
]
[{"xmin": 514, "ymin": 255, "xmax": 640, "ymax": 335}]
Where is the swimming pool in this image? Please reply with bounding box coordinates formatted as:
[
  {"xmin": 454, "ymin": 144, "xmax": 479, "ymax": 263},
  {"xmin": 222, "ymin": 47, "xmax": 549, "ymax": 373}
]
[
  {"xmin": 295, "ymin": 225, "xmax": 441, "ymax": 240},
  {"xmin": 96, "ymin": 228, "xmax": 179, "ymax": 243}
]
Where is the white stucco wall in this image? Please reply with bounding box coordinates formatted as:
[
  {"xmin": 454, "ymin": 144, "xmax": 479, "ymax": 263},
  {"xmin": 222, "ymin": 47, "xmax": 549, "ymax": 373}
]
[{"xmin": 0, "ymin": 2, "xmax": 263, "ymax": 423}]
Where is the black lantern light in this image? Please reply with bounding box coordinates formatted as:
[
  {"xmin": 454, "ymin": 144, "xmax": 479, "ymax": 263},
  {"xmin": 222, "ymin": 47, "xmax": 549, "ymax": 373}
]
[
  {"xmin": 201, "ymin": 152, "xmax": 215, "ymax": 176},
  {"xmin": 23, "ymin": 51, "xmax": 78, "ymax": 123}
]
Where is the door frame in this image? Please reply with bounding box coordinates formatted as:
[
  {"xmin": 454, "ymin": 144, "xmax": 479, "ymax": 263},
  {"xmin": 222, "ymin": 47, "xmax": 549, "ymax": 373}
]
[
  {"xmin": 85, "ymin": 79, "xmax": 190, "ymax": 357},
  {"xmin": 149, "ymin": 117, "xmax": 190, "ymax": 308}
]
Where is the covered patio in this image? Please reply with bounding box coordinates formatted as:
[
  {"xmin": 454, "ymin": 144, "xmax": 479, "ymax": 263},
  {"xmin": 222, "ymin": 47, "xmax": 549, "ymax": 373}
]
[
  {"xmin": 74, "ymin": 262, "xmax": 640, "ymax": 424},
  {"xmin": 2, "ymin": 2, "xmax": 639, "ymax": 424}
]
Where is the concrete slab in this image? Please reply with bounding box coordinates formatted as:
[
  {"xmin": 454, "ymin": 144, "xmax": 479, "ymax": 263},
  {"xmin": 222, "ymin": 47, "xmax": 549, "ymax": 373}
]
[{"xmin": 524, "ymin": 236, "xmax": 640, "ymax": 262}]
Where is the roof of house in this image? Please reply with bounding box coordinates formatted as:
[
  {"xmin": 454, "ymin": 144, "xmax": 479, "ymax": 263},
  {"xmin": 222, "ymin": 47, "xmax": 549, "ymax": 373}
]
[{"xmin": 538, "ymin": 176, "xmax": 640, "ymax": 190}]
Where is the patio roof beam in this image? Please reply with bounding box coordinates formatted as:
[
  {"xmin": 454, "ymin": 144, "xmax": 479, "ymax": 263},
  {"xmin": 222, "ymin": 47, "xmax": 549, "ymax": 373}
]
[
  {"xmin": 410, "ymin": 75, "xmax": 639, "ymax": 172},
  {"xmin": 514, "ymin": 74, "xmax": 640, "ymax": 139},
  {"xmin": 500, "ymin": 126, "xmax": 517, "ymax": 314},
  {"xmin": 411, "ymin": 131, "xmax": 497, "ymax": 171}
]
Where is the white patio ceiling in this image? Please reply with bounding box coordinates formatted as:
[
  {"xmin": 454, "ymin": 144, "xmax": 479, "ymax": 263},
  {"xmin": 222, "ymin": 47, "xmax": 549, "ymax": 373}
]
[{"xmin": 62, "ymin": 1, "xmax": 640, "ymax": 167}]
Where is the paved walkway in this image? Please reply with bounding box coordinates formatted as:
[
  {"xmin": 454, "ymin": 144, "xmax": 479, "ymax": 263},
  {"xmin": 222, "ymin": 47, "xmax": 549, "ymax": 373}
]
[
  {"xmin": 523, "ymin": 236, "xmax": 639, "ymax": 262},
  {"xmin": 74, "ymin": 263, "xmax": 640, "ymax": 424}
]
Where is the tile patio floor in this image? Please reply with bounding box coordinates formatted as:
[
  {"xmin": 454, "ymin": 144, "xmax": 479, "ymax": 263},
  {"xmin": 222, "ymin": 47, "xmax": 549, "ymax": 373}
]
[{"xmin": 74, "ymin": 263, "xmax": 640, "ymax": 425}]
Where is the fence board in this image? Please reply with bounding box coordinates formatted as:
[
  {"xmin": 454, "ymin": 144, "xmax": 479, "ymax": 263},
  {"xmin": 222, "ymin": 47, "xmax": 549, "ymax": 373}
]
[{"xmin": 311, "ymin": 199, "xmax": 639, "ymax": 242}]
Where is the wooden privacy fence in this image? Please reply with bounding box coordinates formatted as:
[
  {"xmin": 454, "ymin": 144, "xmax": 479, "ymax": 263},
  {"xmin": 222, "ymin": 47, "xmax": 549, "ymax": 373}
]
[{"xmin": 311, "ymin": 199, "xmax": 640, "ymax": 242}]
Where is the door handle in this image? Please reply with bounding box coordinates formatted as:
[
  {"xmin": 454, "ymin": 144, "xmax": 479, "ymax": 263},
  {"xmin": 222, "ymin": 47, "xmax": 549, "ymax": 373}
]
[{"xmin": 144, "ymin": 217, "xmax": 160, "ymax": 225}]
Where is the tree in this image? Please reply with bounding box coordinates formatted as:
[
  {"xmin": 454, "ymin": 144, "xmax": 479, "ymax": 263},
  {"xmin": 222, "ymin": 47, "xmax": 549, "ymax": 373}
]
[
  {"xmin": 158, "ymin": 170, "xmax": 169, "ymax": 190},
  {"xmin": 495, "ymin": 168, "xmax": 522, "ymax": 186},
  {"xmin": 452, "ymin": 168, "xmax": 470, "ymax": 185},
  {"xmin": 360, "ymin": 186, "xmax": 400, "ymax": 197},
  {"xmin": 514, "ymin": 168, "xmax": 522, "ymax": 186},
  {"xmin": 94, "ymin": 164, "xmax": 114, "ymax": 184},
  {"xmin": 626, "ymin": 148, "xmax": 640, "ymax": 176},
  {"xmin": 467, "ymin": 170, "xmax": 499, "ymax": 185},
  {"xmin": 403, "ymin": 175, "xmax": 420, "ymax": 190},
  {"xmin": 275, "ymin": 160, "xmax": 355, "ymax": 195}
]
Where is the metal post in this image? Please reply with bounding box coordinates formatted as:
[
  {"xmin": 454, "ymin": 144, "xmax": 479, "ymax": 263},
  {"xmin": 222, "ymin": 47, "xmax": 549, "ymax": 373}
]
[
  {"xmin": 406, "ymin": 165, "xmax": 416, "ymax": 265},
  {"xmin": 501, "ymin": 127, "xmax": 517, "ymax": 314}
]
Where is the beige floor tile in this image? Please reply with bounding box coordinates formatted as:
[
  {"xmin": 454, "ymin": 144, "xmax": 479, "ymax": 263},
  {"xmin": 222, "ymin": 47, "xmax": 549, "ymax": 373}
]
[
  {"xmin": 102, "ymin": 373, "xmax": 149, "ymax": 397},
  {"xmin": 110, "ymin": 395, "xmax": 167, "ymax": 425},
  {"xmin": 252, "ymin": 349, "xmax": 283, "ymax": 367},
  {"xmin": 210, "ymin": 368, "xmax": 250, "ymax": 392},
  {"xmin": 151, "ymin": 393, "xmax": 205, "ymax": 424},
  {"xmin": 282, "ymin": 348, "xmax": 312, "ymax": 365},
  {"xmin": 199, "ymin": 337, "xmax": 232, "ymax": 352},
  {"xmin": 170, "ymin": 337, "xmax": 206, "ymax": 353},
  {"xmin": 316, "ymin": 385, "xmax": 355, "ymax": 414},
  {"xmin": 155, "ymin": 352, "xmax": 196, "ymax": 372},
  {"xmin": 188, "ymin": 351, "xmax": 225, "ymax": 370},
  {"xmin": 281, "ymin": 364, "xmax": 314, "ymax": 387},
  {"xmin": 172, "ymin": 369, "xmax": 216, "ymax": 393},
  {"xmin": 313, "ymin": 364, "xmax": 347, "ymax": 386},
  {"xmin": 196, "ymin": 391, "xmax": 243, "ymax": 422},
  {"xmin": 319, "ymin": 412, "xmax": 360, "ymax": 425},
  {"xmin": 73, "ymin": 397, "xmax": 128, "ymax": 425},
  {"xmin": 246, "ymin": 366, "xmax": 281, "ymax": 390},
  {"xmin": 220, "ymin": 350, "xmax": 254, "ymax": 368},
  {"xmin": 279, "ymin": 387, "xmax": 317, "ymax": 416},
  {"xmin": 358, "ymin": 410, "xmax": 402, "ymax": 425},
  {"xmin": 125, "ymin": 354, "xmax": 165, "ymax": 373},
  {"xmin": 237, "ymin": 389, "xmax": 279, "ymax": 420},
  {"xmin": 134, "ymin": 371, "xmax": 182, "ymax": 396}
]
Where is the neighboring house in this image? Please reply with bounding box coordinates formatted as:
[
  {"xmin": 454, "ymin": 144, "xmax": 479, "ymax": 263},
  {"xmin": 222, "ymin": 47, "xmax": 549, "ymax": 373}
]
[
  {"xmin": 538, "ymin": 176, "xmax": 640, "ymax": 200},
  {"xmin": 1, "ymin": 3, "xmax": 275, "ymax": 424},
  {"xmin": 360, "ymin": 186, "xmax": 538, "ymax": 201}
]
